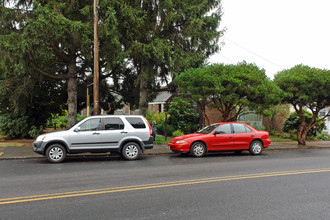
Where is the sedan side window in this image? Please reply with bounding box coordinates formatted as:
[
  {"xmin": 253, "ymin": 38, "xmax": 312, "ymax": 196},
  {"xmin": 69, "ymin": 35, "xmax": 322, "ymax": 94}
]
[
  {"xmin": 79, "ymin": 119, "xmax": 101, "ymax": 131},
  {"xmin": 233, "ymin": 124, "xmax": 252, "ymax": 133},
  {"xmin": 214, "ymin": 124, "xmax": 232, "ymax": 134}
]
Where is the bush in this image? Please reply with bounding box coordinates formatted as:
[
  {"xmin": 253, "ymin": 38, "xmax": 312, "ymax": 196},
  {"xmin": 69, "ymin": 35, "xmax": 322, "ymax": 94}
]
[
  {"xmin": 156, "ymin": 121, "xmax": 175, "ymax": 136},
  {"xmin": 28, "ymin": 126, "xmax": 44, "ymax": 138},
  {"xmin": 172, "ymin": 130, "xmax": 184, "ymax": 137},
  {"xmin": 146, "ymin": 109, "xmax": 167, "ymax": 125},
  {"xmin": 0, "ymin": 113, "xmax": 31, "ymax": 138},
  {"xmin": 47, "ymin": 112, "xmax": 85, "ymax": 129},
  {"xmin": 317, "ymin": 132, "xmax": 330, "ymax": 141},
  {"xmin": 283, "ymin": 110, "xmax": 326, "ymax": 139},
  {"xmin": 168, "ymin": 98, "xmax": 199, "ymax": 134}
]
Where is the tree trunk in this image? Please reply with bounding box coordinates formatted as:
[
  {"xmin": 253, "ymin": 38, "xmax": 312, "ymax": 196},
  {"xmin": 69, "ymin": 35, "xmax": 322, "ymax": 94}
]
[
  {"xmin": 138, "ymin": 77, "xmax": 148, "ymax": 116},
  {"xmin": 66, "ymin": 62, "xmax": 77, "ymax": 128},
  {"xmin": 297, "ymin": 124, "xmax": 310, "ymax": 146},
  {"xmin": 198, "ymin": 102, "xmax": 210, "ymax": 126},
  {"xmin": 222, "ymin": 108, "xmax": 232, "ymax": 122}
]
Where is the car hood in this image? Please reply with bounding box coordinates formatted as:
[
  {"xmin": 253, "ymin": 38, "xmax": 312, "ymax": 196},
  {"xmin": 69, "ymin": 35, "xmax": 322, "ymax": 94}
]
[
  {"xmin": 36, "ymin": 130, "xmax": 69, "ymax": 141},
  {"xmin": 170, "ymin": 133, "xmax": 208, "ymax": 143}
]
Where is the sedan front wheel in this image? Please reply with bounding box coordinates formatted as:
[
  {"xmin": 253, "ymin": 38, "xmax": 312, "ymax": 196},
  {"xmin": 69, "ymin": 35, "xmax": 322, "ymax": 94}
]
[{"xmin": 190, "ymin": 142, "xmax": 206, "ymax": 157}]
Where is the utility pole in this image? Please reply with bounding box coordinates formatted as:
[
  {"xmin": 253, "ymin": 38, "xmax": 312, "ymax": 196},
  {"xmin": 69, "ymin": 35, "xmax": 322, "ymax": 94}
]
[{"xmin": 93, "ymin": 0, "xmax": 100, "ymax": 115}]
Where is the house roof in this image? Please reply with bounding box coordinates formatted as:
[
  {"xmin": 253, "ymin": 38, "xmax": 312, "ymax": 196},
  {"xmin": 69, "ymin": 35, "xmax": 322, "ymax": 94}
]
[{"xmin": 150, "ymin": 91, "xmax": 172, "ymax": 103}]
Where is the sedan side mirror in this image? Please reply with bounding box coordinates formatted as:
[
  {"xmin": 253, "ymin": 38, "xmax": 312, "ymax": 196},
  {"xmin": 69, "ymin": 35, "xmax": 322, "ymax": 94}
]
[
  {"xmin": 74, "ymin": 127, "xmax": 81, "ymax": 132},
  {"xmin": 214, "ymin": 131, "xmax": 225, "ymax": 135}
]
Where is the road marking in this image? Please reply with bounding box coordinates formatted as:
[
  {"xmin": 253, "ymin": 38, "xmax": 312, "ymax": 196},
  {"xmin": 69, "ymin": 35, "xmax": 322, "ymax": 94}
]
[{"xmin": 1, "ymin": 168, "xmax": 330, "ymax": 205}]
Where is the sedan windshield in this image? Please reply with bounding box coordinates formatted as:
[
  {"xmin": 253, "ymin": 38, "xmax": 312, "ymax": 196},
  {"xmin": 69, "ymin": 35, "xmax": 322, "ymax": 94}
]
[{"xmin": 196, "ymin": 124, "xmax": 219, "ymax": 134}]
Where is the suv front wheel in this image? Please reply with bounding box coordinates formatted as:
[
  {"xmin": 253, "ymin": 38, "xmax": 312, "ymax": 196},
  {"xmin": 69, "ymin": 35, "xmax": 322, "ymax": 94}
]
[
  {"xmin": 46, "ymin": 144, "xmax": 67, "ymax": 163},
  {"xmin": 122, "ymin": 142, "xmax": 141, "ymax": 160}
]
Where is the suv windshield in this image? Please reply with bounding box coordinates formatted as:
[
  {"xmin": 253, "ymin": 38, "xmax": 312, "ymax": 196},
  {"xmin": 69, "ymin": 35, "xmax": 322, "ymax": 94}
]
[{"xmin": 196, "ymin": 124, "xmax": 219, "ymax": 134}]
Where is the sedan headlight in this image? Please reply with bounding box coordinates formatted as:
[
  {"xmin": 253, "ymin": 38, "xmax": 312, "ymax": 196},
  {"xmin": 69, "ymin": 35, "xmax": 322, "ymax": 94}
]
[{"xmin": 175, "ymin": 140, "xmax": 188, "ymax": 144}]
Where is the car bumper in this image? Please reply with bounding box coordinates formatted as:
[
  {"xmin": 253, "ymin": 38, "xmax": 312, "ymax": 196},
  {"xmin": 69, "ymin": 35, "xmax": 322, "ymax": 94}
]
[
  {"xmin": 168, "ymin": 143, "xmax": 190, "ymax": 152},
  {"xmin": 32, "ymin": 141, "xmax": 46, "ymax": 155},
  {"xmin": 143, "ymin": 137, "xmax": 154, "ymax": 150},
  {"xmin": 263, "ymin": 139, "xmax": 271, "ymax": 148}
]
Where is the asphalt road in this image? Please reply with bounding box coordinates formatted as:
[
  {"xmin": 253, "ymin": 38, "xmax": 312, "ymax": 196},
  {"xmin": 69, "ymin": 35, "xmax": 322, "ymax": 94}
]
[{"xmin": 1, "ymin": 150, "xmax": 330, "ymax": 220}]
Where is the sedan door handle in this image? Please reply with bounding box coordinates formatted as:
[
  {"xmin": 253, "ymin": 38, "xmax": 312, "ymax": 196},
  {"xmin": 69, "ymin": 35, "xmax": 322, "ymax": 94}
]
[
  {"xmin": 251, "ymin": 135, "xmax": 254, "ymax": 137},
  {"xmin": 92, "ymin": 132, "xmax": 100, "ymax": 135},
  {"xmin": 121, "ymin": 131, "xmax": 128, "ymax": 134},
  {"xmin": 229, "ymin": 136, "xmax": 233, "ymax": 138}
]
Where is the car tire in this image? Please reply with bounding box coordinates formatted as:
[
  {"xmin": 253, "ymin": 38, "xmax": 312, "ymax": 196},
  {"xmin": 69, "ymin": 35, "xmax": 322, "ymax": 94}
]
[
  {"xmin": 190, "ymin": 142, "xmax": 206, "ymax": 157},
  {"xmin": 45, "ymin": 144, "xmax": 66, "ymax": 163},
  {"xmin": 122, "ymin": 142, "xmax": 141, "ymax": 160},
  {"xmin": 249, "ymin": 140, "xmax": 263, "ymax": 155}
]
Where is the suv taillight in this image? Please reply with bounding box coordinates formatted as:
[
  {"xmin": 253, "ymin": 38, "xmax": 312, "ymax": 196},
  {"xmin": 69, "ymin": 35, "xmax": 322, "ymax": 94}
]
[{"xmin": 143, "ymin": 117, "xmax": 153, "ymax": 137}]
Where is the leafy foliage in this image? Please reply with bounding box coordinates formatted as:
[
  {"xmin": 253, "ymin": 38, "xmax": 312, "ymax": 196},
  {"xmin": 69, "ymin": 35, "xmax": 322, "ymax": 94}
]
[
  {"xmin": 146, "ymin": 109, "xmax": 167, "ymax": 125},
  {"xmin": 168, "ymin": 98, "xmax": 200, "ymax": 134},
  {"xmin": 118, "ymin": 0, "xmax": 224, "ymax": 115},
  {"xmin": 176, "ymin": 62, "xmax": 281, "ymax": 122},
  {"xmin": 172, "ymin": 130, "xmax": 184, "ymax": 138},
  {"xmin": 274, "ymin": 64, "xmax": 330, "ymax": 145},
  {"xmin": 283, "ymin": 110, "xmax": 325, "ymax": 139}
]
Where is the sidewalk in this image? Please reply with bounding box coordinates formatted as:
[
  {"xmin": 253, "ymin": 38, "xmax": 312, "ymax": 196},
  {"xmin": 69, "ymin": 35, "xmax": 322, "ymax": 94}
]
[{"xmin": 0, "ymin": 141, "xmax": 329, "ymax": 159}]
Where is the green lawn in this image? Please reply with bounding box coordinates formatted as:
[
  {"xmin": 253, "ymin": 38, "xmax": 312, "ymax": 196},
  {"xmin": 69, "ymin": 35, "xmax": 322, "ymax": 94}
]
[
  {"xmin": 269, "ymin": 135, "xmax": 295, "ymax": 142},
  {"xmin": 155, "ymin": 136, "xmax": 172, "ymax": 145}
]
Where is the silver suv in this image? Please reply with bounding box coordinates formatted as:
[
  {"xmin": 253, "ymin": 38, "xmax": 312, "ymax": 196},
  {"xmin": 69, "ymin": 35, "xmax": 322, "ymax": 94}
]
[{"xmin": 33, "ymin": 115, "xmax": 154, "ymax": 163}]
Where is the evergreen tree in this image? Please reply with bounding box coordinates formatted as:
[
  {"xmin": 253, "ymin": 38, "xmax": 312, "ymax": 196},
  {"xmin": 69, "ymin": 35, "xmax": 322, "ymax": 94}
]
[{"xmin": 117, "ymin": 0, "xmax": 224, "ymax": 115}]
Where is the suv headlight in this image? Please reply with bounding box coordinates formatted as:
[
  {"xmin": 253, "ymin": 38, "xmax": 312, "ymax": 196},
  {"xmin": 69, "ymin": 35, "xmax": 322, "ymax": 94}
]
[{"xmin": 36, "ymin": 135, "xmax": 47, "ymax": 141}]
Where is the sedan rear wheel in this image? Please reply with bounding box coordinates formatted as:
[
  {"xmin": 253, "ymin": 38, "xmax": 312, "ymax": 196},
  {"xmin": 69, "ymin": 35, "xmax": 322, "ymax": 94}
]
[
  {"xmin": 190, "ymin": 142, "xmax": 206, "ymax": 157},
  {"xmin": 249, "ymin": 140, "xmax": 263, "ymax": 155}
]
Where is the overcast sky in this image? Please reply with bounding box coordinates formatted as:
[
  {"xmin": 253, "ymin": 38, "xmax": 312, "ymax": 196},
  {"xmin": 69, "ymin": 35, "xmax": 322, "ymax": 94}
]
[{"xmin": 208, "ymin": 0, "xmax": 330, "ymax": 79}]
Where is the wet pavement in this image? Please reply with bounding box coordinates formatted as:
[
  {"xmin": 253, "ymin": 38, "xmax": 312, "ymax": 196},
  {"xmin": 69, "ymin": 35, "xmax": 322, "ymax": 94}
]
[{"xmin": 0, "ymin": 141, "xmax": 329, "ymax": 159}]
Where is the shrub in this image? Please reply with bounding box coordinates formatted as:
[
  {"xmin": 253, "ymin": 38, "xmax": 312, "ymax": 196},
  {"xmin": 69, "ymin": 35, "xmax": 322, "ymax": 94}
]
[
  {"xmin": 317, "ymin": 132, "xmax": 330, "ymax": 141},
  {"xmin": 146, "ymin": 109, "xmax": 168, "ymax": 125},
  {"xmin": 156, "ymin": 122, "xmax": 175, "ymax": 136},
  {"xmin": 168, "ymin": 98, "xmax": 199, "ymax": 134},
  {"xmin": 283, "ymin": 110, "xmax": 326, "ymax": 139},
  {"xmin": 172, "ymin": 130, "xmax": 184, "ymax": 137},
  {"xmin": 28, "ymin": 126, "xmax": 44, "ymax": 138},
  {"xmin": 0, "ymin": 113, "xmax": 31, "ymax": 138},
  {"xmin": 47, "ymin": 112, "xmax": 85, "ymax": 128}
]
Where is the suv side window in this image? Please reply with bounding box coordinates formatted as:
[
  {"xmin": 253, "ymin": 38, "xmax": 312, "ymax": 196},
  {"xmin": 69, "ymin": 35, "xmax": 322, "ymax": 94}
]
[
  {"xmin": 233, "ymin": 124, "xmax": 252, "ymax": 133},
  {"xmin": 215, "ymin": 124, "xmax": 232, "ymax": 134},
  {"xmin": 79, "ymin": 118, "xmax": 101, "ymax": 131},
  {"xmin": 104, "ymin": 118, "xmax": 124, "ymax": 130},
  {"xmin": 125, "ymin": 117, "xmax": 146, "ymax": 129}
]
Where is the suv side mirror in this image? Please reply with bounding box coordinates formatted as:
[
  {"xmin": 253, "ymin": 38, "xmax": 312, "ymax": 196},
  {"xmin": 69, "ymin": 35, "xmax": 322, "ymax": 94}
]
[{"xmin": 74, "ymin": 127, "xmax": 81, "ymax": 132}]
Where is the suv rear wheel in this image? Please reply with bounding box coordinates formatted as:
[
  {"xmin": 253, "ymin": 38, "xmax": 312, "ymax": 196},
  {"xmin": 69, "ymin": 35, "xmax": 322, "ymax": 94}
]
[
  {"xmin": 46, "ymin": 144, "xmax": 66, "ymax": 163},
  {"xmin": 122, "ymin": 142, "xmax": 141, "ymax": 160}
]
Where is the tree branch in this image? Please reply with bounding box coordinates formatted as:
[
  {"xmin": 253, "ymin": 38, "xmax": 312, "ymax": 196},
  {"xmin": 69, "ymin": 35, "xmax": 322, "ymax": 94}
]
[
  {"xmin": 49, "ymin": 43, "xmax": 71, "ymax": 63},
  {"xmin": 28, "ymin": 53, "xmax": 69, "ymax": 80}
]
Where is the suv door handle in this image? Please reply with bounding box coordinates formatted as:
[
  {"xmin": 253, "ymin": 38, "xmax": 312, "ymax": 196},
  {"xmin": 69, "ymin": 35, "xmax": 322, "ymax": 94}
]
[
  {"xmin": 121, "ymin": 131, "xmax": 128, "ymax": 134},
  {"xmin": 93, "ymin": 132, "xmax": 100, "ymax": 135}
]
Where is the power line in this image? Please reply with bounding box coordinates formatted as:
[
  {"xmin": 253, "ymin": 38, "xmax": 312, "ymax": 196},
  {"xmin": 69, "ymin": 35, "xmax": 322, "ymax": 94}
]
[{"xmin": 224, "ymin": 38, "xmax": 284, "ymax": 70}]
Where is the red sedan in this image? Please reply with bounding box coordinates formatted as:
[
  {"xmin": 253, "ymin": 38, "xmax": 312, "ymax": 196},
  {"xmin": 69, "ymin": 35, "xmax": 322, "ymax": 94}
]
[{"xmin": 168, "ymin": 122, "xmax": 271, "ymax": 157}]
